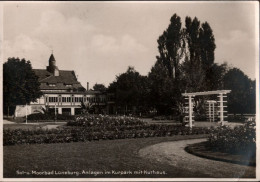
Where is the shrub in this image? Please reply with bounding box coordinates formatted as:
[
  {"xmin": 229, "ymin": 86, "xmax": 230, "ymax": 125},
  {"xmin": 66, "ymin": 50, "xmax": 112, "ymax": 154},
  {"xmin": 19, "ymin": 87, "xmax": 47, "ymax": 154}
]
[
  {"xmin": 207, "ymin": 120, "xmax": 256, "ymax": 156},
  {"xmin": 194, "ymin": 114, "xmax": 207, "ymax": 121}
]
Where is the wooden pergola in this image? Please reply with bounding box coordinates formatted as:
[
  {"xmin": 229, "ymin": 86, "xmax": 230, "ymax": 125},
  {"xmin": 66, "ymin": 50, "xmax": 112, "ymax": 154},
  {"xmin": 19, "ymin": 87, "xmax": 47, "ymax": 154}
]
[{"xmin": 182, "ymin": 90, "xmax": 231, "ymax": 128}]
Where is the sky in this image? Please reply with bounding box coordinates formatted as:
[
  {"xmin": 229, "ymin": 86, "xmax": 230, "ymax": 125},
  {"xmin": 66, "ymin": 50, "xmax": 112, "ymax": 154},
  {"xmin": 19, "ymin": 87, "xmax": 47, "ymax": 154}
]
[{"xmin": 2, "ymin": 1, "xmax": 258, "ymax": 88}]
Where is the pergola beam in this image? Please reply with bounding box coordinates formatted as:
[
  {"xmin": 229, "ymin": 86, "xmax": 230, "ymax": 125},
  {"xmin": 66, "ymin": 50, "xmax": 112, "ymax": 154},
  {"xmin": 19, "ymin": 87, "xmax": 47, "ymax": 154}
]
[{"xmin": 182, "ymin": 90, "xmax": 231, "ymax": 97}]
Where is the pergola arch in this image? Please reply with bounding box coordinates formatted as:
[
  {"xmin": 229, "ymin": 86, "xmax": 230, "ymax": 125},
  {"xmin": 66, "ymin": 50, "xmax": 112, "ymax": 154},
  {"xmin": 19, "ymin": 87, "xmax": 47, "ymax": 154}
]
[{"xmin": 182, "ymin": 90, "xmax": 231, "ymax": 128}]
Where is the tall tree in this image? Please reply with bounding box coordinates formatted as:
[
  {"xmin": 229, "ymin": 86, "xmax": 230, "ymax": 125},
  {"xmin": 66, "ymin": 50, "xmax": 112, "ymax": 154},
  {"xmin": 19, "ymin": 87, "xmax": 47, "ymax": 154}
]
[
  {"xmin": 150, "ymin": 14, "xmax": 185, "ymax": 115},
  {"xmin": 200, "ymin": 22, "xmax": 216, "ymax": 90},
  {"xmin": 184, "ymin": 16, "xmax": 205, "ymax": 92},
  {"xmin": 199, "ymin": 22, "xmax": 216, "ymax": 69},
  {"xmin": 3, "ymin": 58, "xmax": 42, "ymax": 115},
  {"xmin": 157, "ymin": 14, "xmax": 185, "ymax": 81},
  {"xmin": 184, "ymin": 17, "xmax": 216, "ymax": 91}
]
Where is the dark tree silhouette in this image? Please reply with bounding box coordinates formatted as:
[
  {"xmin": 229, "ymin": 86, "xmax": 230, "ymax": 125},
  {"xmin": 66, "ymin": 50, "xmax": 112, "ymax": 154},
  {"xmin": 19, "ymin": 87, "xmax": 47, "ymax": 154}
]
[
  {"xmin": 3, "ymin": 58, "xmax": 42, "ymax": 116},
  {"xmin": 223, "ymin": 68, "xmax": 256, "ymax": 114}
]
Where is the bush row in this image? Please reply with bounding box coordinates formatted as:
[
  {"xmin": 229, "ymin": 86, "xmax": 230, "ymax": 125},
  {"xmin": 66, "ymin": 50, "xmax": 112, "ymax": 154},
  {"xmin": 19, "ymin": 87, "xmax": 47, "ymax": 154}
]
[
  {"xmin": 27, "ymin": 113, "xmax": 75, "ymax": 121},
  {"xmin": 207, "ymin": 120, "xmax": 256, "ymax": 155},
  {"xmin": 3, "ymin": 126, "xmax": 210, "ymax": 146}
]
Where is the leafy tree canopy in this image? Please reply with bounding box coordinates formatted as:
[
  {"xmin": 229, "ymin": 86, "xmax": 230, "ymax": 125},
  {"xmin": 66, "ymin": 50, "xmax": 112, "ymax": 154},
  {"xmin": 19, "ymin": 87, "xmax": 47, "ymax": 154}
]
[
  {"xmin": 3, "ymin": 58, "xmax": 42, "ymax": 115},
  {"xmin": 108, "ymin": 66, "xmax": 150, "ymax": 114},
  {"xmin": 93, "ymin": 83, "xmax": 107, "ymax": 92},
  {"xmin": 223, "ymin": 68, "xmax": 255, "ymax": 114}
]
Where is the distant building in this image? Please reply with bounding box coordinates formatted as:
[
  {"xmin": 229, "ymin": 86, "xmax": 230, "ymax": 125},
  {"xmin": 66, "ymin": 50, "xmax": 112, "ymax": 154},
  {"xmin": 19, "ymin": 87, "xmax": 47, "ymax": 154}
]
[{"xmin": 15, "ymin": 54, "xmax": 115, "ymax": 117}]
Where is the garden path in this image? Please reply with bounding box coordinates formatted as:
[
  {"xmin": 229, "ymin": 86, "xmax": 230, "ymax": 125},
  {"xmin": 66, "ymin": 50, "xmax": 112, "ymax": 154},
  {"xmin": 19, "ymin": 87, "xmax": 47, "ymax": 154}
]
[
  {"xmin": 139, "ymin": 138, "xmax": 255, "ymax": 178},
  {"xmin": 3, "ymin": 119, "xmax": 16, "ymax": 124}
]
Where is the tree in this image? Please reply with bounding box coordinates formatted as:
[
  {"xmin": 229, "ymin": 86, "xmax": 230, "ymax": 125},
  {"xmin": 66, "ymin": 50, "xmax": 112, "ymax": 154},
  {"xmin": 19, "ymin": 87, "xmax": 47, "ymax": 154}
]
[
  {"xmin": 184, "ymin": 17, "xmax": 216, "ymax": 92},
  {"xmin": 157, "ymin": 14, "xmax": 185, "ymax": 81},
  {"xmin": 108, "ymin": 66, "xmax": 149, "ymax": 115},
  {"xmin": 200, "ymin": 22, "xmax": 216, "ymax": 90},
  {"xmin": 149, "ymin": 14, "xmax": 185, "ymax": 115},
  {"xmin": 3, "ymin": 58, "xmax": 42, "ymax": 116},
  {"xmin": 199, "ymin": 22, "xmax": 216, "ymax": 69},
  {"xmin": 148, "ymin": 59, "xmax": 176, "ymax": 115},
  {"xmin": 223, "ymin": 68, "xmax": 255, "ymax": 114},
  {"xmin": 205, "ymin": 62, "xmax": 229, "ymax": 90},
  {"xmin": 93, "ymin": 83, "xmax": 107, "ymax": 92}
]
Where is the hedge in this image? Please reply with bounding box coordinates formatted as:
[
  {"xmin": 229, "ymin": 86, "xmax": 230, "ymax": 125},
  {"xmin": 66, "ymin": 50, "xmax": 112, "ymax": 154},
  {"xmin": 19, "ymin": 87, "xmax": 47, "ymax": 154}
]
[
  {"xmin": 27, "ymin": 113, "xmax": 75, "ymax": 121},
  {"xmin": 3, "ymin": 126, "xmax": 210, "ymax": 146}
]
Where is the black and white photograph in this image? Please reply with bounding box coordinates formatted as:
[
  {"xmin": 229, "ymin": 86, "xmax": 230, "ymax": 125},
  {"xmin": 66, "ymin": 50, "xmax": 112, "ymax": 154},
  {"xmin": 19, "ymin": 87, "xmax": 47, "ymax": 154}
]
[{"xmin": 1, "ymin": 1, "xmax": 259, "ymax": 181}]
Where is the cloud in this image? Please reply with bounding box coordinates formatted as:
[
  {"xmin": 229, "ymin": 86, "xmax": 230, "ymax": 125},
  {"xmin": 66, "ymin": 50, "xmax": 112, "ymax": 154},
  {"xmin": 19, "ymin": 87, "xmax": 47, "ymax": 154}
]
[
  {"xmin": 3, "ymin": 34, "xmax": 50, "ymax": 68},
  {"xmin": 215, "ymin": 30, "xmax": 255, "ymax": 79},
  {"xmin": 4, "ymin": 10, "xmax": 149, "ymax": 87}
]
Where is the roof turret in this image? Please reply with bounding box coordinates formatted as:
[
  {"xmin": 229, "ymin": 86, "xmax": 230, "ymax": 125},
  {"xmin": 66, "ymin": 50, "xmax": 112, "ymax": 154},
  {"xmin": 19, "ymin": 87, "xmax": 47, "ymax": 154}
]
[
  {"xmin": 47, "ymin": 53, "xmax": 59, "ymax": 75},
  {"xmin": 49, "ymin": 54, "xmax": 56, "ymax": 64}
]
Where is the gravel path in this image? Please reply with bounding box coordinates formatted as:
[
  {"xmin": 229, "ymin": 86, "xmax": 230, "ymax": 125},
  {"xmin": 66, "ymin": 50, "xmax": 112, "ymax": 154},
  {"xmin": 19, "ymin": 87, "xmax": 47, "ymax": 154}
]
[
  {"xmin": 3, "ymin": 119, "xmax": 16, "ymax": 124},
  {"xmin": 139, "ymin": 139, "xmax": 255, "ymax": 178}
]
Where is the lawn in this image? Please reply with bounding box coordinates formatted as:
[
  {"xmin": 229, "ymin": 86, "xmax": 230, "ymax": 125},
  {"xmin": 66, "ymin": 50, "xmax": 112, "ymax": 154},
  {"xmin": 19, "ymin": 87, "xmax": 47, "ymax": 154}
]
[
  {"xmin": 185, "ymin": 141, "xmax": 256, "ymax": 166},
  {"xmin": 4, "ymin": 135, "xmax": 209, "ymax": 178},
  {"xmin": 3, "ymin": 122, "xmax": 66, "ymax": 130}
]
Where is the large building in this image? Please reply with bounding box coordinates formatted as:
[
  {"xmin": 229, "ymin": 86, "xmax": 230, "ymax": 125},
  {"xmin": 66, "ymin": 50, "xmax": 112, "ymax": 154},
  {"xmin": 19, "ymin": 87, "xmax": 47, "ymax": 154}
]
[{"xmin": 15, "ymin": 54, "xmax": 115, "ymax": 117}]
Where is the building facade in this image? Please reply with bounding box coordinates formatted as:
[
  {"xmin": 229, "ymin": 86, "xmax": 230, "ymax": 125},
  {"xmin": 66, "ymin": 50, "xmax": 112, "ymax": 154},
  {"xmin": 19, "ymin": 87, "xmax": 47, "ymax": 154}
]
[{"xmin": 15, "ymin": 54, "xmax": 115, "ymax": 117}]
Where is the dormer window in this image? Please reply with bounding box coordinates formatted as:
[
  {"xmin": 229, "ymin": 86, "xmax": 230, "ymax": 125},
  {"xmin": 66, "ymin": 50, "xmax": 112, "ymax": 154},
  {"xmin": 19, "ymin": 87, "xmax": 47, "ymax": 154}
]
[
  {"xmin": 65, "ymin": 84, "xmax": 72, "ymax": 87},
  {"xmin": 49, "ymin": 83, "xmax": 56, "ymax": 87}
]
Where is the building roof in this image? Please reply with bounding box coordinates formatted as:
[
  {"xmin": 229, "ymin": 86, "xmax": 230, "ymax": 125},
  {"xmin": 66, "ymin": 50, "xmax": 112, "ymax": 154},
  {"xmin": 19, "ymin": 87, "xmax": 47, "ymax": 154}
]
[{"xmin": 33, "ymin": 69, "xmax": 86, "ymax": 91}]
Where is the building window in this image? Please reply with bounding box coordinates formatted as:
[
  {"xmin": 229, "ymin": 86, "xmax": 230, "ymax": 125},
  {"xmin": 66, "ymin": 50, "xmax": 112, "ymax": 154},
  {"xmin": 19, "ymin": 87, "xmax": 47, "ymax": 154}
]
[
  {"xmin": 67, "ymin": 97, "xmax": 71, "ymax": 102},
  {"xmin": 62, "ymin": 97, "xmax": 66, "ymax": 102},
  {"xmin": 65, "ymin": 84, "xmax": 72, "ymax": 87},
  {"xmin": 74, "ymin": 97, "xmax": 83, "ymax": 103},
  {"xmin": 49, "ymin": 97, "xmax": 58, "ymax": 102},
  {"xmin": 49, "ymin": 83, "xmax": 56, "ymax": 87}
]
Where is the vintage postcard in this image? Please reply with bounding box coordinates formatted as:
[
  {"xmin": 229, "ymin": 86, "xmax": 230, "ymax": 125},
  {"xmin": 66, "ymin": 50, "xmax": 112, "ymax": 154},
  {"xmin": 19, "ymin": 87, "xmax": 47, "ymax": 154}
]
[{"xmin": 1, "ymin": 1, "xmax": 259, "ymax": 181}]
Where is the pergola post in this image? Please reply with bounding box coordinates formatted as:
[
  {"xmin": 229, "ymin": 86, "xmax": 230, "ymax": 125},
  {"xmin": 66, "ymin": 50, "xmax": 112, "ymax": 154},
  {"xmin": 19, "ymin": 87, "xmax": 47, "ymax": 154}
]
[
  {"xmin": 188, "ymin": 96, "xmax": 193, "ymax": 129},
  {"xmin": 208, "ymin": 102, "xmax": 211, "ymax": 122},
  {"xmin": 218, "ymin": 93, "xmax": 227, "ymax": 126},
  {"xmin": 219, "ymin": 93, "xmax": 224, "ymax": 124}
]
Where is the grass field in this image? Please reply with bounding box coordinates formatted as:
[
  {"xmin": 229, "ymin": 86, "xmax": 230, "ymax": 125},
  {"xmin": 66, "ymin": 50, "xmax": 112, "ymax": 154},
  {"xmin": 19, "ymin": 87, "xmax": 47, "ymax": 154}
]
[
  {"xmin": 3, "ymin": 122, "xmax": 66, "ymax": 130},
  {"xmin": 185, "ymin": 141, "xmax": 256, "ymax": 166},
  {"xmin": 4, "ymin": 135, "xmax": 209, "ymax": 178}
]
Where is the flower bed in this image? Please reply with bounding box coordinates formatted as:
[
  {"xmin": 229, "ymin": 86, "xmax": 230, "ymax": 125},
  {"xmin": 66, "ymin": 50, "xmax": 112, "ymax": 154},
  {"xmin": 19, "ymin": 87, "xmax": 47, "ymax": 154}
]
[
  {"xmin": 207, "ymin": 120, "xmax": 256, "ymax": 156},
  {"xmin": 67, "ymin": 114, "xmax": 145, "ymax": 127},
  {"xmin": 4, "ymin": 114, "xmax": 210, "ymax": 146}
]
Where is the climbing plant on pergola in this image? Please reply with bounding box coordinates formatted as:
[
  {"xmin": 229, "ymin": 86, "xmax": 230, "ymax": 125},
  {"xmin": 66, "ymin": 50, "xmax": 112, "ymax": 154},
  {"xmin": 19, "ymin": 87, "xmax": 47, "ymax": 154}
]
[{"xmin": 182, "ymin": 90, "xmax": 231, "ymax": 128}]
